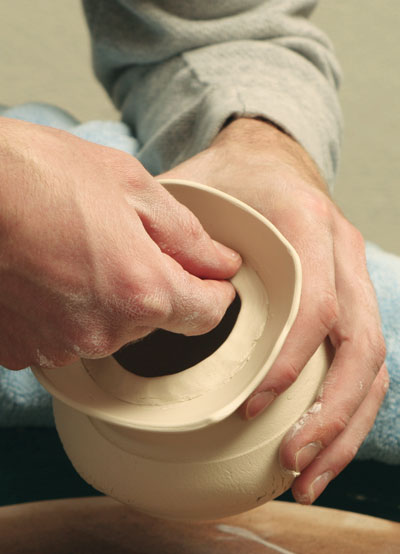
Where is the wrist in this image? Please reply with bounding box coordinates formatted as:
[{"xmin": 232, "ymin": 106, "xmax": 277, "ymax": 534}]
[
  {"xmin": 213, "ymin": 117, "xmax": 288, "ymax": 150},
  {"xmin": 210, "ymin": 117, "xmax": 329, "ymax": 195}
]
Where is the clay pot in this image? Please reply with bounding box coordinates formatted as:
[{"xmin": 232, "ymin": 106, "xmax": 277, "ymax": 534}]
[{"xmin": 33, "ymin": 180, "xmax": 332, "ymax": 520}]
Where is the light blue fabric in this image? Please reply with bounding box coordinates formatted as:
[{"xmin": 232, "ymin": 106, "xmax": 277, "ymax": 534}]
[
  {"xmin": 356, "ymin": 243, "xmax": 400, "ymax": 464},
  {"xmin": 1, "ymin": 102, "xmax": 139, "ymax": 155},
  {"xmin": 0, "ymin": 103, "xmax": 399, "ymax": 465}
]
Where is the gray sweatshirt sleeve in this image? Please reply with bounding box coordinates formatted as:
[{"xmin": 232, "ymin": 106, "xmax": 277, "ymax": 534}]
[{"xmin": 83, "ymin": 0, "xmax": 342, "ymax": 189}]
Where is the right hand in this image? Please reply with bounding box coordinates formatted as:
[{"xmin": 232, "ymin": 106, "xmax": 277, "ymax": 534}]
[
  {"xmin": 158, "ymin": 117, "xmax": 388, "ymax": 504},
  {"xmin": 0, "ymin": 118, "xmax": 241, "ymax": 370}
]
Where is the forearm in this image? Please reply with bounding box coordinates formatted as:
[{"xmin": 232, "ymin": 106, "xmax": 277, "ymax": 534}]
[{"xmin": 83, "ymin": 0, "xmax": 342, "ymax": 189}]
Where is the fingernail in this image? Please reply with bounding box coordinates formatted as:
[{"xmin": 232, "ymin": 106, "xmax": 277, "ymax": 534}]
[
  {"xmin": 308, "ymin": 471, "xmax": 334, "ymax": 503},
  {"xmin": 294, "ymin": 441, "xmax": 322, "ymax": 473},
  {"xmin": 213, "ymin": 240, "xmax": 241, "ymax": 261},
  {"xmin": 246, "ymin": 391, "xmax": 276, "ymax": 419}
]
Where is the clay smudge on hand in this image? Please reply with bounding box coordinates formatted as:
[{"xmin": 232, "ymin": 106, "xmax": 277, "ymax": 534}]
[
  {"xmin": 285, "ymin": 401, "xmax": 323, "ymax": 442},
  {"xmin": 36, "ymin": 349, "xmax": 56, "ymax": 369}
]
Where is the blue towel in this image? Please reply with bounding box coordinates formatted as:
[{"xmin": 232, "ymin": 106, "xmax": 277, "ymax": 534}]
[
  {"xmin": 357, "ymin": 243, "xmax": 400, "ymax": 463},
  {"xmin": 0, "ymin": 103, "xmax": 399, "ymax": 464}
]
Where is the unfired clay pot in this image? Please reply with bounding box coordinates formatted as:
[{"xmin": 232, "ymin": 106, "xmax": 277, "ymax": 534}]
[{"xmin": 33, "ymin": 180, "xmax": 332, "ymax": 521}]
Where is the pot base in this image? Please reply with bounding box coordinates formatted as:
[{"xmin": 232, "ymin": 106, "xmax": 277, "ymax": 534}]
[{"xmin": 53, "ymin": 341, "xmax": 332, "ymax": 521}]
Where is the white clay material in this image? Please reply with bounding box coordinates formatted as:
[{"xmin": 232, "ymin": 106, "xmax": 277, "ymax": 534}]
[{"xmin": 33, "ymin": 179, "xmax": 332, "ymax": 521}]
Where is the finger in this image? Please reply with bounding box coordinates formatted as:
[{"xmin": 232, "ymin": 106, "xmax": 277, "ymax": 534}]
[
  {"xmin": 240, "ymin": 228, "xmax": 337, "ymax": 419},
  {"xmin": 290, "ymin": 364, "xmax": 389, "ymax": 504},
  {"xmin": 118, "ymin": 247, "xmax": 237, "ymax": 340},
  {"xmin": 279, "ymin": 338, "xmax": 385, "ymax": 473},
  {"xmin": 280, "ymin": 227, "xmax": 386, "ymax": 472},
  {"xmin": 131, "ymin": 178, "xmax": 242, "ymax": 279}
]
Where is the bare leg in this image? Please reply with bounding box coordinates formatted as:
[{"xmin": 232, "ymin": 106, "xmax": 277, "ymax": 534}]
[{"xmin": 0, "ymin": 497, "xmax": 399, "ymax": 554}]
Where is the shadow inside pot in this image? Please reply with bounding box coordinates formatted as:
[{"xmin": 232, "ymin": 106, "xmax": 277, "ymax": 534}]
[{"xmin": 113, "ymin": 293, "xmax": 241, "ymax": 377}]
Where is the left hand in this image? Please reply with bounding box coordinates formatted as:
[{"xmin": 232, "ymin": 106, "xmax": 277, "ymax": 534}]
[{"xmin": 158, "ymin": 117, "xmax": 389, "ymax": 504}]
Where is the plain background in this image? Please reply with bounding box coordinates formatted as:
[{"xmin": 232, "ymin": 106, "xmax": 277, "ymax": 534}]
[{"xmin": 0, "ymin": 1, "xmax": 398, "ymax": 255}]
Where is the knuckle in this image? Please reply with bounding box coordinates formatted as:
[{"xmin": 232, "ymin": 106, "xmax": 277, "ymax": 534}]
[
  {"xmin": 115, "ymin": 152, "xmax": 148, "ymax": 188},
  {"xmin": 329, "ymin": 413, "xmax": 349, "ymax": 439},
  {"xmin": 182, "ymin": 210, "xmax": 206, "ymax": 244},
  {"xmin": 208, "ymin": 297, "xmax": 227, "ymax": 328},
  {"xmin": 127, "ymin": 286, "xmax": 172, "ymax": 325},
  {"xmin": 44, "ymin": 350, "xmax": 75, "ymax": 368},
  {"xmin": 362, "ymin": 328, "xmax": 387, "ymax": 376},
  {"xmin": 76, "ymin": 326, "xmax": 115, "ymax": 358},
  {"xmin": 184, "ymin": 285, "xmax": 231, "ymax": 336},
  {"xmin": 379, "ymin": 365, "xmax": 390, "ymax": 395},
  {"xmin": 140, "ymin": 289, "xmax": 171, "ymax": 322},
  {"xmin": 349, "ymin": 225, "xmax": 365, "ymax": 250},
  {"xmin": 279, "ymin": 359, "xmax": 302, "ymax": 389},
  {"xmin": 115, "ymin": 265, "xmax": 173, "ymax": 324},
  {"xmin": 344, "ymin": 221, "xmax": 367, "ymax": 259},
  {"xmin": 302, "ymin": 189, "xmax": 332, "ymax": 221},
  {"xmin": 374, "ymin": 334, "xmax": 387, "ymax": 366},
  {"xmin": 184, "ymin": 299, "xmax": 223, "ymax": 336},
  {"xmin": 340, "ymin": 443, "xmax": 359, "ymax": 465},
  {"xmin": 313, "ymin": 197, "xmax": 332, "ymax": 221},
  {"xmin": 318, "ymin": 291, "xmax": 339, "ymax": 332},
  {"xmin": 382, "ymin": 374, "xmax": 390, "ymax": 396},
  {"xmin": 193, "ymin": 308, "xmax": 222, "ymax": 335}
]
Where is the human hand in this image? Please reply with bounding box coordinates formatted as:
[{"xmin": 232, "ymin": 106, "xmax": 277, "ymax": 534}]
[
  {"xmin": 0, "ymin": 118, "xmax": 241, "ymax": 370},
  {"xmin": 158, "ymin": 117, "xmax": 389, "ymax": 504}
]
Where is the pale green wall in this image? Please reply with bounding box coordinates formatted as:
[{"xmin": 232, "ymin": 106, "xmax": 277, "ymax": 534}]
[
  {"xmin": 1, "ymin": 1, "xmax": 398, "ymax": 254},
  {"xmin": 312, "ymin": 2, "xmax": 400, "ymax": 254},
  {"xmin": 0, "ymin": 0, "xmax": 117, "ymax": 121}
]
